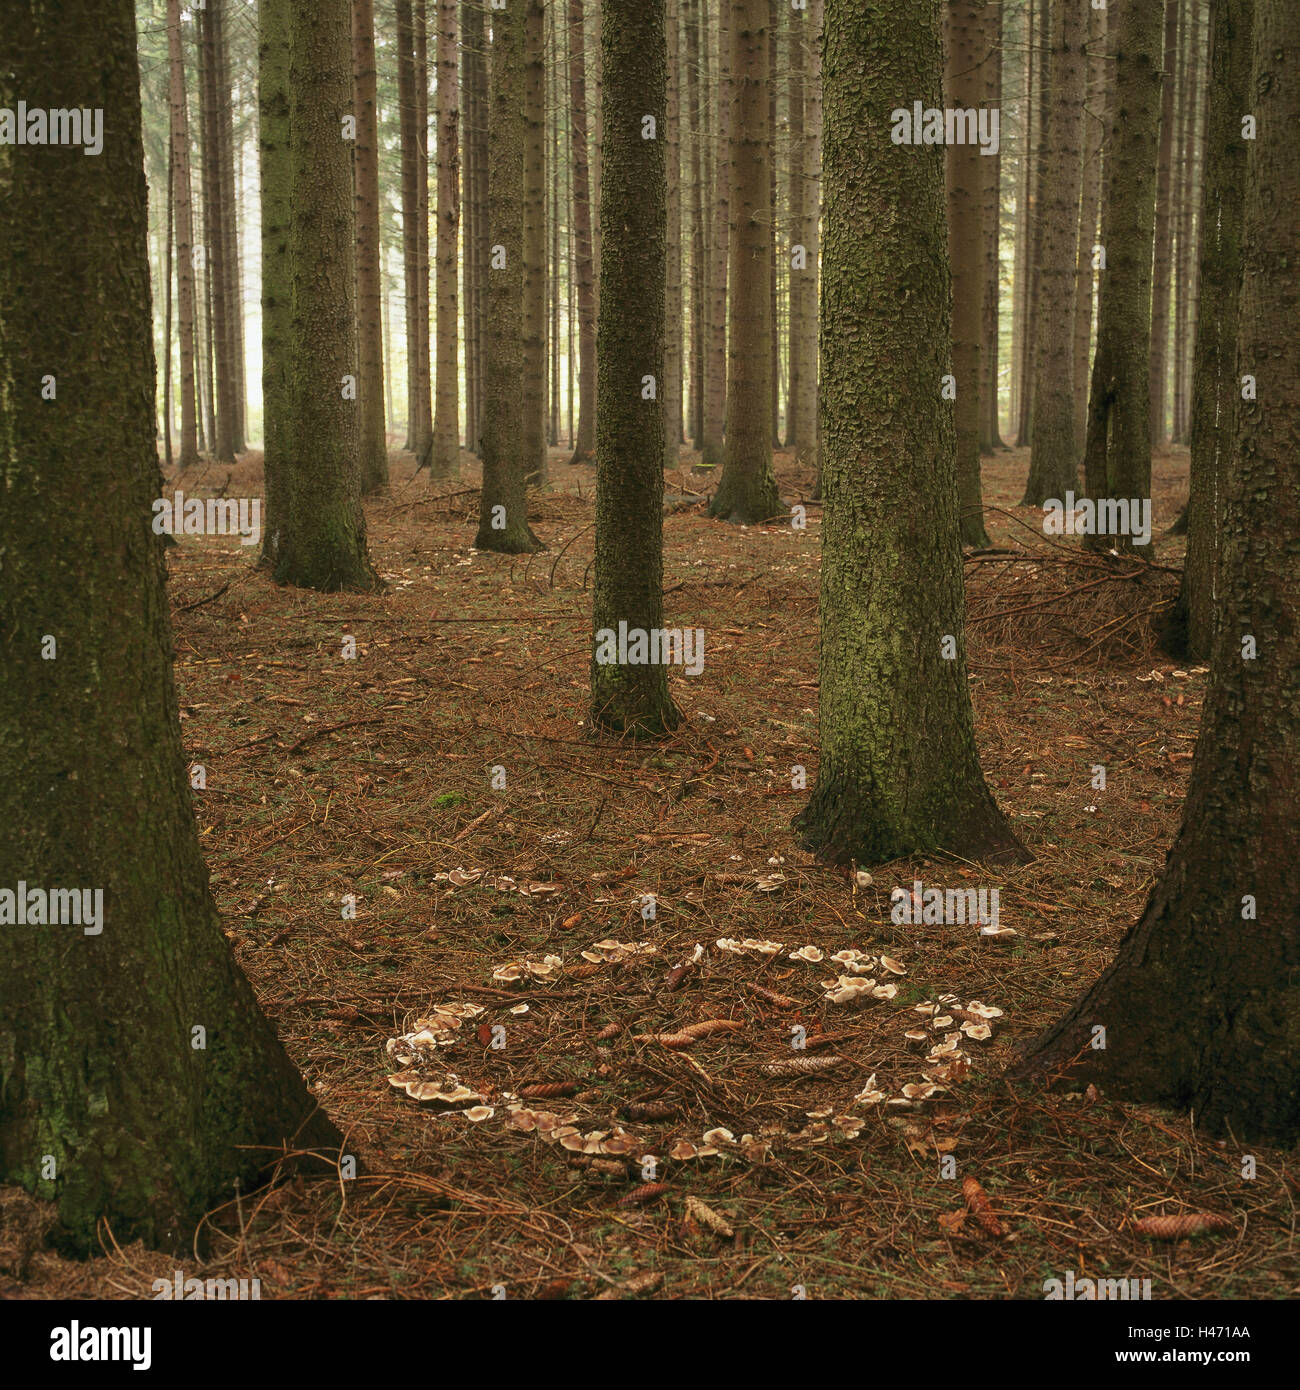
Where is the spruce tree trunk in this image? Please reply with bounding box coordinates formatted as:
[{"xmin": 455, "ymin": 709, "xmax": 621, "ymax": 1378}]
[
  {"xmin": 708, "ymin": 0, "xmax": 781, "ymax": 524},
  {"xmin": 354, "ymin": 0, "xmax": 390, "ymax": 493},
  {"xmin": 979, "ymin": 0, "xmax": 1007, "ymax": 456},
  {"xmin": 1168, "ymin": 0, "xmax": 1253, "ymax": 660},
  {"xmin": 397, "ymin": 0, "xmax": 420, "ymax": 452},
  {"xmin": 1148, "ymin": 0, "xmax": 1180, "ymax": 448},
  {"xmin": 945, "ymin": 1, "xmax": 992, "ymax": 545},
  {"xmin": 805, "ymin": 0, "xmax": 823, "ymax": 487},
  {"xmin": 786, "ymin": 0, "xmax": 805, "ymax": 452},
  {"xmin": 197, "ymin": 0, "xmax": 236, "ymax": 462},
  {"xmin": 277, "ymin": 0, "xmax": 381, "ymax": 590},
  {"xmin": 433, "ymin": 0, "xmax": 462, "ymax": 478},
  {"xmin": 212, "ymin": 0, "xmax": 245, "ymax": 455},
  {"xmin": 701, "ymin": 0, "xmax": 731, "ymax": 467},
  {"xmin": 259, "ymin": 0, "xmax": 293, "ymax": 571},
  {"xmin": 768, "ymin": 0, "xmax": 780, "ymax": 448},
  {"xmin": 797, "ymin": 0, "xmax": 1029, "ymax": 869},
  {"xmin": 685, "ymin": 0, "xmax": 706, "ymax": 446},
  {"xmin": 1172, "ymin": 0, "xmax": 1202, "ymax": 446},
  {"xmin": 1008, "ymin": 0, "xmax": 1032, "ymax": 439},
  {"xmin": 1015, "ymin": 0, "xmax": 1300, "ymax": 1144},
  {"xmin": 664, "ymin": 0, "xmax": 683, "ymax": 469},
  {"xmin": 462, "ymin": 0, "xmax": 486, "ymax": 455},
  {"xmin": 590, "ymin": 0, "xmax": 680, "ymax": 737},
  {"xmin": 522, "ymin": 0, "xmax": 548, "ymax": 487},
  {"xmin": 0, "ymin": 0, "xmax": 342, "ymax": 1254},
  {"xmin": 568, "ymin": 0, "xmax": 597, "ymax": 463},
  {"xmin": 413, "ymin": 1, "xmax": 434, "ymax": 458},
  {"xmin": 1080, "ymin": 0, "xmax": 1162, "ymax": 553},
  {"xmin": 476, "ymin": 0, "xmax": 541, "ymax": 552},
  {"xmin": 1023, "ymin": 0, "xmax": 1087, "ymax": 507},
  {"xmin": 167, "ymin": 0, "xmax": 200, "ymax": 471},
  {"xmin": 1071, "ymin": 1, "xmax": 1107, "ymax": 456}
]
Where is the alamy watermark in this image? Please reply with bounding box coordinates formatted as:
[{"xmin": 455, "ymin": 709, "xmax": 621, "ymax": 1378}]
[
  {"xmin": 1043, "ymin": 1270, "xmax": 1151, "ymax": 1301},
  {"xmin": 594, "ymin": 621, "xmax": 705, "ymax": 676},
  {"xmin": 891, "ymin": 880, "xmax": 1000, "ymax": 931},
  {"xmin": 890, "ymin": 102, "xmax": 1000, "ymax": 156},
  {"xmin": 152, "ymin": 491, "xmax": 262, "ymax": 547},
  {"xmin": 152, "ymin": 1272, "xmax": 261, "ymax": 1300},
  {"xmin": 1, "ymin": 104, "xmax": 103, "ymax": 156},
  {"xmin": 1042, "ymin": 492, "xmax": 1152, "ymax": 547},
  {"xmin": 0, "ymin": 883, "xmax": 102, "ymax": 934}
]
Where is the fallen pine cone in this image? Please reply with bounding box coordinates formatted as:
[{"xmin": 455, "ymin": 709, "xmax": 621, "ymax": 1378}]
[
  {"xmin": 685, "ymin": 1195, "xmax": 735, "ymax": 1238},
  {"xmin": 622, "ymin": 1100, "xmax": 680, "ymax": 1122},
  {"xmin": 518, "ymin": 1080, "xmax": 581, "ymax": 1099},
  {"xmin": 633, "ymin": 1031, "xmax": 696, "ymax": 1049},
  {"xmin": 1131, "ymin": 1212, "xmax": 1234, "ymax": 1241},
  {"xmin": 664, "ymin": 961, "xmax": 694, "ymax": 992},
  {"xmin": 617, "ymin": 1182, "xmax": 671, "ymax": 1208},
  {"xmin": 759, "ymin": 1055, "xmax": 843, "ymax": 1078},
  {"xmin": 745, "ymin": 982, "xmax": 801, "ymax": 1010},
  {"xmin": 801, "ymin": 1029, "xmax": 859, "ymax": 1051},
  {"xmin": 961, "ymin": 1176, "xmax": 1007, "ymax": 1239},
  {"xmin": 678, "ymin": 1018, "xmax": 744, "ymax": 1041},
  {"xmin": 594, "ymin": 1022, "xmax": 622, "ymax": 1040}
]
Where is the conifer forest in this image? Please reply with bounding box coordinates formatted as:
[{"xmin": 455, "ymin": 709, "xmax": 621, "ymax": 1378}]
[{"xmin": 0, "ymin": 0, "xmax": 1296, "ymax": 1340}]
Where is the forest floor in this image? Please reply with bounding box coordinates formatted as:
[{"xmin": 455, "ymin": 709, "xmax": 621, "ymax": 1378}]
[{"xmin": 9, "ymin": 443, "xmax": 1298, "ymax": 1301}]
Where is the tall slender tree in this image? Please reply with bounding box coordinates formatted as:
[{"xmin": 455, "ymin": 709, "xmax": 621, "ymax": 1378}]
[
  {"xmin": 1081, "ymin": 0, "xmax": 1163, "ymax": 552},
  {"xmin": 590, "ymin": 0, "xmax": 680, "ymax": 736},
  {"xmin": 1148, "ymin": 0, "xmax": 1180, "ymax": 448},
  {"xmin": 708, "ymin": 0, "xmax": 780, "ymax": 524},
  {"xmin": 0, "ymin": 0, "xmax": 341, "ymax": 1254},
  {"xmin": 1071, "ymin": 1, "xmax": 1108, "ymax": 454},
  {"xmin": 1016, "ymin": 0, "xmax": 1300, "ymax": 1142},
  {"xmin": 1167, "ymin": 0, "xmax": 1254, "ymax": 659},
  {"xmin": 397, "ymin": 0, "xmax": 421, "ymax": 451},
  {"xmin": 354, "ymin": 0, "xmax": 389, "ymax": 492},
  {"xmin": 522, "ymin": 0, "xmax": 549, "ymax": 486},
  {"xmin": 167, "ymin": 0, "xmax": 200, "ymax": 470},
  {"xmin": 476, "ymin": 0, "xmax": 541, "ymax": 551},
  {"xmin": 568, "ymin": 0, "xmax": 597, "ymax": 463},
  {"xmin": 701, "ymin": 0, "xmax": 732, "ymax": 467},
  {"xmin": 432, "ymin": 0, "xmax": 461, "ymax": 477},
  {"xmin": 979, "ymin": 0, "xmax": 1008, "ymax": 455},
  {"xmin": 797, "ymin": 0, "xmax": 1028, "ymax": 868},
  {"xmin": 945, "ymin": 0, "xmax": 992, "ymax": 544},
  {"xmin": 1023, "ymin": 0, "xmax": 1087, "ymax": 507},
  {"xmin": 664, "ymin": 0, "xmax": 683, "ymax": 469},
  {"xmin": 275, "ymin": 0, "xmax": 381, "ymax": 589}
]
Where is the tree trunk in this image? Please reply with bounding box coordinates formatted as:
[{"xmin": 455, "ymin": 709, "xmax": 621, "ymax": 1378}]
[
  {"xmin": 413, "ymin": 0, "xmax": 434, "ymax": 458},
  {"xmin": 805, "ymin": 0, "xmax": 823, "ymax": 489},
  {"xmin": 979, "ymin": 0, "xmax": 1008, "ymax": 455},
  {"xmin": 1172, "ymin": 0, "xmax": 1202, "ymax": 446},
  {"xmin": 462, "ymin": 0, "xmax": 487, "ymax": 455},
  {"xmin": 664, "ymin": 0, "xmax": 683, "ymax": 468},
  {"xmin": 213, "ymin": 0, "xmax": 245, "ymax": 455},
  {"xmin": 768, "ymin": 0, "xmax": 780, "ymax": 448},
  {"xmin": 433, "ymin": 0, "xmax": 462, "ymax": 477},
  {"xmin": 1018, "ymin": 0, "xmax": 1051, "ymax": 447},
  {"xmin": 397, "ymin": 0, "xmax": 420, "ymax": 451},
  {"xmin": 259, "ymin": 0, "xmax": 293, "ymax": 571},
  {"xmin": 590, "ymin": 0, "xmax": 681, "ymax": 737},
  {"xmin": 1148, "ymin": 0, "xmax": 1180, "ymax": 448},
  {"xmin": 701, "ymin": 0, "xmax": 731, "ymax": 466},
  {"xmin": 354, "ymin": 0, "xmax": 389, "ymax": 492},
  {"xmin": 1071, "ymin": 1, "xmax": 1107, "ymax": 455},
  {"xmin": 1009, "ymin": 0, "xmax": 1032, "ymax": 439},
  {"xmin": 797, "ymin": 0, "xmax": 1029, "ymax": 868},
  {"xmin": 708, "ymin": 0, "xmax": 780, "ymax": 524},
  {"xmin": 0, "ymin": 0, "xmax": 342, "ymax": 1255},
  {"xmin": 568, "ymin": 0, "xmax": 597, "ymax": 463},
  {"xmin": 1080, "ymin": 0, "xmax": 1162, "ymax": 553},
  {"xmin": 476, "ymin": 0, "xmax": 541, "ymax": 552},
  {"xmin": 946, "ymin": 1, "xmax": 992, "ymax": 544},
  {"xmin": 1014, "ymin": 0, "xmax": 1300, "ymax": 1145},
  {"xmin": 1023, "ymin": 0, "xmax": 1087, "ymax": 507},
  {"xmin": 522, "ymin": 0, "xmax": 548, "ymax": 487},
  {"xmin": 685, "ymin": 0, "xmax": 706, "ymax": 446},
  {"xmin": 167, "ymin": 0, "xmax": 200, "ymax": 470},
  {"xmin": 1167, "ymin": 0, "xmax": 1254, "ymax": 660},
  {"xmin": 276, "ymin": 0, "xmax": 381, "ymax": 590},
  {"xmin": 197, "ymin": 0, "xmax": 236, "ymax": 462}
]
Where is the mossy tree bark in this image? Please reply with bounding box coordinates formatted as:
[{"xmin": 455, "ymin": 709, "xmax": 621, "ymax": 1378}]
[
  {"xmin": 708, "ymin": 0, "xmax": 781, "ymax": 525},
  {"xmin": 476, "ymin": 0, "xmax": 541, "ymax": 553},
  {"xmin": 945, "ymin": 1, "xmax": 992, "ymax": 544},
  {"xmin": 353, "ymin": 0, "xmax": 389, "ymax": 494},
  {"xmin": 797, "ymin": 0, "xmax": 1029, "ymax": 869},
  {"xmin": 1080, "ymin": 0, "xmax": 1162, "ymax": 554},
  {"xmin": 259, "ymin": 0, "xmax": 293, "ymax": 571},
  {"xmin": 432, "ymin": 0, "xmax": 461, "ymax": 479},
  {"xmin": 276, "ymin": 0, "xmax": 381, "ymax": 590},
  {"xmin": 590, "ymin": 0, "xmax": 681, "ymax": 736},
  {"xmin": 0, "ymin": 0, "xmax": 342, "ymax": 1255},
  {"xmin": 1167, "ymin": 0, "xmax": 1253, "ymax": 660},
  {"xmin": 1022, "ymin": 0, "xmax": 1087, "ymax": 508},
  {"xmin": 1014, "ymin": 0, "xmax": 1299, "ymax": 1144}
]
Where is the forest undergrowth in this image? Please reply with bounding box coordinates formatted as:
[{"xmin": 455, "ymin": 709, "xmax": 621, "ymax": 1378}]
[{"xmin": 6, "ymin": 444, "xmax": 1295, "ymax": 1301}]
